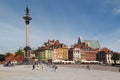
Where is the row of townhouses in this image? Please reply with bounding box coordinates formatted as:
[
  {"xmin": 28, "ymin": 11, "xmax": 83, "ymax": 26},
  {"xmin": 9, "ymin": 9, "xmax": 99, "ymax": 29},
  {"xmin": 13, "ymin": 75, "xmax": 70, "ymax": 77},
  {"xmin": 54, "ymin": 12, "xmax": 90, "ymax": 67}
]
[{"xmin": 34, "ymin": 37, "xmax": 119, "ymax": 64}]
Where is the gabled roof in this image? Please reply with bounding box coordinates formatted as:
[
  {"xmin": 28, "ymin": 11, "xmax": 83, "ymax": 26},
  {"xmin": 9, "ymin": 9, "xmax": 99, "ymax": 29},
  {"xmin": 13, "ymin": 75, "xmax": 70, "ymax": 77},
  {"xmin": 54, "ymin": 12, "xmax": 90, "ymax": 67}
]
[{"xmin": 83, "ymin": 40, "xmax": 101, "ymax": 49}]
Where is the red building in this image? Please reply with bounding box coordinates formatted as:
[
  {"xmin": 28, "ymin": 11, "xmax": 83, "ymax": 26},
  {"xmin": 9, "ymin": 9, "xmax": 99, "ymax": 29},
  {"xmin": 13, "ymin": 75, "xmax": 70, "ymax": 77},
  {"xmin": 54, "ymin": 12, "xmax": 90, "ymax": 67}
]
[{"xmin": 69, "ymin": 37, "xmax": 100, "ymax": 62}]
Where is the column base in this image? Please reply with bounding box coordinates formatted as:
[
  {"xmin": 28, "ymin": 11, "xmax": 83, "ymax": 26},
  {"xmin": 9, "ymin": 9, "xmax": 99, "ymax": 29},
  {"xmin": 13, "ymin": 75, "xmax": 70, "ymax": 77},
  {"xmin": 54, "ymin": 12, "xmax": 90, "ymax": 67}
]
[{"xmin": 22, "ymin": 58, "xmax": 33, "ymax": 65}]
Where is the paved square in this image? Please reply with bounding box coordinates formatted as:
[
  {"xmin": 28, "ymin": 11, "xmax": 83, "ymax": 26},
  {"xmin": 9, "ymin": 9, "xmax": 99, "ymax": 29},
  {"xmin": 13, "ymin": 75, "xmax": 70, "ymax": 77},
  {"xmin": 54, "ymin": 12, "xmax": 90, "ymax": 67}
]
[{"xmin": 0, "ymin": 65, "xmax": 120, "ymax": 80}]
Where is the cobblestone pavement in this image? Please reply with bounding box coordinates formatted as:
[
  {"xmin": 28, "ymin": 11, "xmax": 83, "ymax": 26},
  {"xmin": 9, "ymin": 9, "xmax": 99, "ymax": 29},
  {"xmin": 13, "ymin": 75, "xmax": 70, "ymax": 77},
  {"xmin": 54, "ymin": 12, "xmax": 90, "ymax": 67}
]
[
  {"xmin": 0, "ymin": 64, "xmax": 120, "ymax": 80},
  {"xmin": 59, "ymin": 64, "xmax": 120, "ymax": 72}
]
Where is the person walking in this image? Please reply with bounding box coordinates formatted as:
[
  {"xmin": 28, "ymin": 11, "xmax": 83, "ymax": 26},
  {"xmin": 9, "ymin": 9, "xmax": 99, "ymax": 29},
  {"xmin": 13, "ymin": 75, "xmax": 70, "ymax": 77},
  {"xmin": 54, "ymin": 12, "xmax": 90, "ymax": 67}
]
[
  {"xmin": 86, "ymin": 65, "xmax": 90, "ymax": 70},
  {"xmin": 51, "ymin": 64, "xmax": 58, "ymax": 72},
  {"xmin": 32, "ymin": 63, "xmax": 35, "ymax": 70},
  {"xmin": 41, "ymin": 63, "xmax": 44, "ymax": 70},
  {"xmin": 54, "ymin": 65, "xmax": 58, "ymax": 72}
]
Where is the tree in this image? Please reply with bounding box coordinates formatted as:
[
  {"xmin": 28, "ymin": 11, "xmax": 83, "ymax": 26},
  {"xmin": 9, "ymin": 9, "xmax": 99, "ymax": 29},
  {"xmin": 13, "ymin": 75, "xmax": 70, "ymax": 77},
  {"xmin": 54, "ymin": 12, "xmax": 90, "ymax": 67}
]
[
  {"xmin": 0, "ymin": 54, "xmax": 5, "ymax": 61},
  {"xmin": 5, "ymin": 52, "xmax": 14, "ymax": 61},
  {"xmin": 111, "ymin": 52, "xmax": 120, "ymax": 65},
  {"xmin": 15, "ymin": 49, "xmax": 24, "ymax": 63},
  {"xmin": 96, "ymin": 51, "xmax": 106, "ymax": 64},
  {"xmin": 15, "ymin": 49, "xmax": 24, "ymax": 56}
]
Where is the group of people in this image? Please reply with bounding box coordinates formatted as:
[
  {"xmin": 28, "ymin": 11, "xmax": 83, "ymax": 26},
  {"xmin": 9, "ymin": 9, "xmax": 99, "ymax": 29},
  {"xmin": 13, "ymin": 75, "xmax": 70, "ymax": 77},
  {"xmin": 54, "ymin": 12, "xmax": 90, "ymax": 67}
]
[
  {"xmin": 32, "ymin": 62, "xmax": 58, "ymax": 72},
  {"xmin": 51, "ymin": 64, "xmax": 58, "ymax": 72},
  {"xmin": 3, "ymin": 61, "xmax": 17, "ymax": 67}
]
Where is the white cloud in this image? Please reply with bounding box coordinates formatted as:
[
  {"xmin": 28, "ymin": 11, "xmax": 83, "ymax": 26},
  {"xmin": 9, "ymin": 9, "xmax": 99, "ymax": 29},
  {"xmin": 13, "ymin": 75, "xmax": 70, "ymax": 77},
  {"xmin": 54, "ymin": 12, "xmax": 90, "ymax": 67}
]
[{"xmin": 112, "ymin": 8, "xmax": 120, "ymax": 14}]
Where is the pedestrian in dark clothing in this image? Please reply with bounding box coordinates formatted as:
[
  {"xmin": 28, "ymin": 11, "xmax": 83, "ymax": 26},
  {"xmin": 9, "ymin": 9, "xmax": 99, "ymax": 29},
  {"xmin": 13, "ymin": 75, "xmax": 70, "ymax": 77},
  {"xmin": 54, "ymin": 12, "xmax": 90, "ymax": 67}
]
[
  {"xmin": 32, "ymin": 64, "xmax": 35, "ymax": 70},
  {"xmin": 86, "ymin": 65, "xmax": 90, "ymax": 70},
  {"xmin": 54, "ymin": 65, "xmax": 58, "ymax": 72}
]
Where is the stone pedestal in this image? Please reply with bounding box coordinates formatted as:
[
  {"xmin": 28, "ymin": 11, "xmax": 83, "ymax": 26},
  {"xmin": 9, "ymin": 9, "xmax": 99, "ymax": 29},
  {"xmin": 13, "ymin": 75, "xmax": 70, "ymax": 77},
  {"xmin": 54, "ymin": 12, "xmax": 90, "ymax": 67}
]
[
  {"xmin": 22, "ymin": 46, "xmax": 32, "ymax": 64},
  {"xmin": 22, "ymin": 57, "xmax": 32, "ymax": 65}
]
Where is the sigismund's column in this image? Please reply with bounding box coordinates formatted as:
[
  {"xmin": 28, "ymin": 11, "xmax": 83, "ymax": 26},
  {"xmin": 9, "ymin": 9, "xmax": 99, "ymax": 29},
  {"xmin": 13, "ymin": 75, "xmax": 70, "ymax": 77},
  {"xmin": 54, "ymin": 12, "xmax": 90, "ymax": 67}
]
[{"xmin": 23, "ymin": 6, "xmax": 32, "ymax": 64}]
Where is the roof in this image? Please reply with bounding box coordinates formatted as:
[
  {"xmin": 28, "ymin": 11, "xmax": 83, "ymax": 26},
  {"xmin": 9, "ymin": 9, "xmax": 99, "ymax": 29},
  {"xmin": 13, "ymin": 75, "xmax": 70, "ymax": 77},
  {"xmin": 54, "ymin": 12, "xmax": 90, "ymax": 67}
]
[{"xmin": 83, "ymin": 40, "xmax": 101, "ymax": 49}]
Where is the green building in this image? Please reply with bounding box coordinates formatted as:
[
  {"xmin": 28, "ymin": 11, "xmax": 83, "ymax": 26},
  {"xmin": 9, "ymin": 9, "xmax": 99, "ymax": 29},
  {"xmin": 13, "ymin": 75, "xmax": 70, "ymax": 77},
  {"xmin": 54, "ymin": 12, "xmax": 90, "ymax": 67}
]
[{"xmin": 35, "ymin": 48, "xmax": 53, "ymax": 62}]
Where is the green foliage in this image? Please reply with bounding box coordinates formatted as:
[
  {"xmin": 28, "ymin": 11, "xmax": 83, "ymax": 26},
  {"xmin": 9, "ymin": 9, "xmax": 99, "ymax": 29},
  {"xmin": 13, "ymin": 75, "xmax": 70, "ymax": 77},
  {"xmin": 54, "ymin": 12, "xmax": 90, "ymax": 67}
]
[
  {"xmin": 15, "ymin": 49, "xmax": 24, "ymax": 56},
  {"xmin": 96, "ymin": 51, "xmax": 106, "ymax": 63},
  {"xmin": 111, "ymin": 52, "xmax": 120, "ymax": 60},
  {"xmin": 111, "ymin": 52, "xmax": 120, "ymax": 65},
  {"xmin": 0, "ymin": 54, "xmax": 5, "ymax": 61}
]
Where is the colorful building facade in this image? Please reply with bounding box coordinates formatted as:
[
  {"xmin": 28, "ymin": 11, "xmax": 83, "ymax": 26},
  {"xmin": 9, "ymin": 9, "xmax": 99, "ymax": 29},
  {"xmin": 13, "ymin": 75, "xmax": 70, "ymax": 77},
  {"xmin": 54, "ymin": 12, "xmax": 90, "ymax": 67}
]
[
  {"xmin": 69, "ymin": 37, "xmax": 100, "ymax": 62},
  {"xmin": 35, "ymin": 48, "xmax": 52, "ymax": 62}
]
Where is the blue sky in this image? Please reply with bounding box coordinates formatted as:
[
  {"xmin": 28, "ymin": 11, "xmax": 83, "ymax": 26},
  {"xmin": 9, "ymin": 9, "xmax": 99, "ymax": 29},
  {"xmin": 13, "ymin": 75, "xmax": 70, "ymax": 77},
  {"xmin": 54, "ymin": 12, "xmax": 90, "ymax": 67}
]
[{"xmin": 0, "ymin": 0, "xmax": 120, "ymax": 53}]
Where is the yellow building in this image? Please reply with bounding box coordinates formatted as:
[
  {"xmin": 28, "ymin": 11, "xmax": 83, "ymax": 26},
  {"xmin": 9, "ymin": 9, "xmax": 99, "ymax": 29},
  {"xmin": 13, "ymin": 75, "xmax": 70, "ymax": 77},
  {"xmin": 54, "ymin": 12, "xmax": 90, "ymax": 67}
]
[
  {"xmin": 52, "ymin": 44, "xmax": 68, "ymax": 61},
  {"xmin": 36, "ymin": 40, "xmax": 69, "ymax": 62}
]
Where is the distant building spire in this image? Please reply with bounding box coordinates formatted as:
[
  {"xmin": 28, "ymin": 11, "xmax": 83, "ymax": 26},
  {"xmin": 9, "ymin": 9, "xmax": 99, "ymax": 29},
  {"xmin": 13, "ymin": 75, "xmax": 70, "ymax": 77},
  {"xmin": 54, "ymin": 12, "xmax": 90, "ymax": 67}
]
[{"xmin": 78, "ymin": 36, "xmax": 82, "ymax": 44}]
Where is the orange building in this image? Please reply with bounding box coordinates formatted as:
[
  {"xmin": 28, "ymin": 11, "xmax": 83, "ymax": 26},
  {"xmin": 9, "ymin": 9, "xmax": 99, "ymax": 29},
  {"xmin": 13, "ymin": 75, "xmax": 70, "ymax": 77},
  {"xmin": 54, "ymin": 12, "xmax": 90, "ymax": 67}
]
[
  {"xmin": 52, "ymin": 43, "xmax": 68, "ymax": 62},
  {"xmin": 55, "ymin": 46, "xmax": 68, "ymax": 61}
]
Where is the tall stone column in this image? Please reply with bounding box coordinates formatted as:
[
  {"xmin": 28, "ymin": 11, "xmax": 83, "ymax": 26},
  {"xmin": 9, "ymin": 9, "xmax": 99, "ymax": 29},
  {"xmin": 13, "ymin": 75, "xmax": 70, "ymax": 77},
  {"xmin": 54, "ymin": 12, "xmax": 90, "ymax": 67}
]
[{"xmin": 23, "ymin": 6, "xmax": 32, "ymax": 64}]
